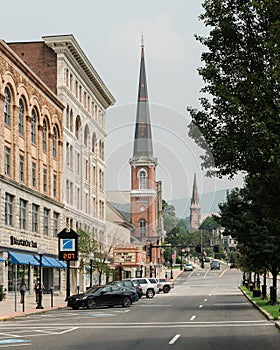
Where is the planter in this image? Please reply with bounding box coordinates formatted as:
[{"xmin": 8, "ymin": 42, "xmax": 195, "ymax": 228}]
[{"xmin": 253, "ymin": 289, "xmax": 261, "ymax": 297}]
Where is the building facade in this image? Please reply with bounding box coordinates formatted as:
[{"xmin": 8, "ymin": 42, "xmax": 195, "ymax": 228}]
[
  {"xmin": 7, "ymin": 35, "xmax": 115, "ymax": 292},
  {"xmin": 0, "ymin": 39, "xmax": 65, "ymax": 294}
]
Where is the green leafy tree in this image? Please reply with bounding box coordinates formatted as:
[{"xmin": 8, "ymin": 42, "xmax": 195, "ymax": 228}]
[
  {"xmin": 188, "ymin": 0, "xmax": 280, "ymax": 178},
  {"xmin": 187, "ymin": 0, "xmax": 280, "ymax": 304}
]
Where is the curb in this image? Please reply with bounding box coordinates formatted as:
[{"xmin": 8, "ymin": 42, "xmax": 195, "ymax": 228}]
[
  {"xmin": 0, "ymin": 304, "xmax": 67, "ymax": 322},
  {"xmin": 239, "ymin": 286, "xmax": 280, "ymax": 331}
]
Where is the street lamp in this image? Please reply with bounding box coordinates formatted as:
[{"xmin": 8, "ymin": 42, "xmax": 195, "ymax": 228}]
[
  {"xmin": 149, "ymin": 261, "xmax": 153, "ymax": 278},
  {"xmin": 170, "ymin": 257, "xmax": 173, "ymax": 280},
  {"xmin": 140, "ymin": 259, "xmax": 144, "ymax": 277},
  {"xmin": 88, "ymin": 252, "xmax": 94, "ymax": 288},
  {"xmin": 119, "ymin": 257, "xmax": 123, "ymax": 281},
  {"xmin": 36, "ymin": 244, "xmax": 44, "ymax": 309}
]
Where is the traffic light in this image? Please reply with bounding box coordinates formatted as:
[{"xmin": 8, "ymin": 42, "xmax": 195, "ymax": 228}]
[
  {"xmin": 213, "ymin": 245, "xmax": 219, "ymax": 253},
  {"xmin": 195, "ymin": 245, "xmax": 201, "ymax": 253}
]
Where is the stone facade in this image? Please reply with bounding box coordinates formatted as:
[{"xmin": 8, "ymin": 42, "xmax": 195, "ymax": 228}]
[{"xmin": 0, "ymin": 39, "xmax": 65, "ymax": 293}]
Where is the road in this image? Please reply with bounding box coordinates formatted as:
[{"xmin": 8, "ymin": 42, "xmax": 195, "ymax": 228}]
[{"xmin": 0, "ymin": 264, "xmax": 279, "ymax": 349}]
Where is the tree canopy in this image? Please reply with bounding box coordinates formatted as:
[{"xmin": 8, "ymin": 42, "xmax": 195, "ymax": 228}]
[{"xmin": 188, "ymin": 0, "xmax": 280, "ymax": 178}]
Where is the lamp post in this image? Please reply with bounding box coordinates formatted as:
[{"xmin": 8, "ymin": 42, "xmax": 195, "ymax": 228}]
[
  {"xmin": 149, "ymin": 261, "xmax": 153, "ymax": 278},
  {"xmin": 119, "ymin": 257, "xmax": 123, "ymax": 281},
  {"xmin": 88, "ymin": 252, "xmax": 94, "ymax": 288},
  {"xmin": 140, "ymin": 259, "xmax": 144, "ymax": 277},
  {"xmin": 170, "ymin": 257, "xmax": 173, "ymax": 280},
  {"xmin": 36, "ymin": 244, "xmax": 44, "ymax": 309}
]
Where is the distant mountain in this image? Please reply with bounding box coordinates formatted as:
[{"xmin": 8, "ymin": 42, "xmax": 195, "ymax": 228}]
[{"xmin": 169, "ymin": 189, "xmax": 228, "ymax": 219}]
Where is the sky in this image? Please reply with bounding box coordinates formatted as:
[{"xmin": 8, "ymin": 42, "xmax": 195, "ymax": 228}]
[{"xmin": 1, "ymin": 1, "xmax": 244, "ymax": 206}]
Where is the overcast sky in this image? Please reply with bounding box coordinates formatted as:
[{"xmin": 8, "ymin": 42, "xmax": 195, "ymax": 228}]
[{"xmin": 1, "ymin": 0, "xmax": 244, "ymax": 202}]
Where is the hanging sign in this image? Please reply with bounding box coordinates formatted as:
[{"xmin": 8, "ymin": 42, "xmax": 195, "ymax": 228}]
[{"xmin": 58, "ymin": 228, "xmax": 79, "ymax": 261}]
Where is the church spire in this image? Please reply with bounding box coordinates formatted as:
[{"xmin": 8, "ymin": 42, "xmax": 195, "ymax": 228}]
[
  {"xmin": 190, "ymin": 173, "xmax": 201, "ymax": 230},
  {"xmin": 131, "ymin": 36, "xmax": 155, "ymax": 161},
  {"xmin": 191, "ymin": 173, "xmax": 200, "ymax": 207}
]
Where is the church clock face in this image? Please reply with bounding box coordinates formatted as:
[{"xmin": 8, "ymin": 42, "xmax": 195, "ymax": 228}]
[{"xmin": 140, "ymin": 206, "xmax": 145, "ymax": 212}]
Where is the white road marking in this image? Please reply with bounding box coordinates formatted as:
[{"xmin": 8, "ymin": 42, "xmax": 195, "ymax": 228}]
[
  {"xmin": 190, "ymin": 315, "xmax": 196, "ymax": 321},
  {"xmin": 169, "ymin": 334, "xmax": 181, "ymax": 345},
  {"xmin": 204, "ymin": 299, "xmax": 208, "ymax": 302},
  {"xmin": 199, "ymin": 305, "xmax": 203, "ymax": 308}
]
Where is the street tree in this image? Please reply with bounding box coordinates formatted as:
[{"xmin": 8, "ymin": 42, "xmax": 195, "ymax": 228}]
[{"xmin": 188, "ymin": 0, "xmax": 280, "ymax": 177}]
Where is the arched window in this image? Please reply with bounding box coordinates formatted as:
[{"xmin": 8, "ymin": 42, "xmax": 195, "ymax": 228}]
[
  {"xmin": 53, "ymin": 126, "xmax": 58, "ymax": 158},
  {"xmin": 70, "ymin": 109, "xmax": 73, "ymax": 132},
  {"xmin": 75, "ymin": 116, "xmax": 81, "ymax": 139},
  {"xmin": 139, "ymin": 219, "xmax": 146, "ymax": 237},
  {"xmin": 4, "ymin": 87, "xmax": 11, "ymax": 126},
  {"xmin": 92, "ymin": 133, "xmax": 96, "ymax": 153},
  {"xmin": 42, "ymin": 119, "xmax": 47, "ymax": 152},
  {"xmin": 18, "ymin": 99, "xmax": 24, "ymax": 135},
  {"xmin": 139, "ymin": 170, "xmax": 147, "ymax": 189},
  {"xmin": 31, "ymin": 109, "xmax": 37, "ymax": 144},
  {"xmin": 84, "ymin": 125, "xmax": 89, "ymax": 148}
]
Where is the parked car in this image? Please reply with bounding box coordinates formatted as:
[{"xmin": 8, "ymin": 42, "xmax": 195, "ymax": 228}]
[
  {"xmin": 156, "ymin": 278, "xmax": 174, "ymax": 293},
  {"xmin": 110, "ymin": 279, "xmax": 142, "ymax": 299},
  {"xmin": 67, "ymin": 285, "xmax": 133, "ymax": 309},
  {"xmin": 210, "ymin": 260, "xmax": 220, "ymax": 270},
  {"xmin": 204, "ymin": 257, "xmax": 210, "ymax": 262},
  {"xmin": 131, "ymin": 277, "xmax": 159, "ymax": 298},
  {"xmin": 184, "ymin": 263, "xmax": 193, "ymax": 271}
]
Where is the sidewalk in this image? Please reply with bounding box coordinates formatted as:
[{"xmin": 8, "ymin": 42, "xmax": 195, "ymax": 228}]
[{"xmin": 0, "ymin": 292, "xmax": 67, "ymax": 321}]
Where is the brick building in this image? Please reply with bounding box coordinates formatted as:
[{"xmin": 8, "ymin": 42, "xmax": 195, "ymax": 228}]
[{"xmin": 0, "ymin": 39, "xmax": 65, "ymax": 294}]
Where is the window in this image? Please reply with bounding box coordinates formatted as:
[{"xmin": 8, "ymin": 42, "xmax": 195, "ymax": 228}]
[
  {"xmin": 85, "ymin": 160, "xmax": 89, "ymax": 181},
  {"xmin": 43, "ymin": 168, "xmax": 47, "ymax": 192},
  {"xmin": 4, "ymin": 87, "xmax": 11, "ymax": 126},
  {"xmin": 42, "ymin": 119, "xmax": 47, "ymax": 152},
  {"xmin": 77, "ymin": 152, "xmax": 80, "ymax": 175},
  {"xmin": 53, "ymin": 212, "xmax": 59, "ymax": 237},
  {"xmin": 139, "ymin": 219, "xmax": 146, "ymax": 237},
  {"xmin": 92, "ymin": 133, "xmax": 96, "ymax": 153},
  {"xmin": 32, "ymin": 162, "xmax": 36, "ymax": 187},
  {"xmin": 53, "ymin": 174, "xmax": 57, "ymax": 198},
  {"xmin": 70, "ymin": 182, "xmax": 73, "ymax": 205},
  {"xmin": 4, "ymin": 146, "xmax": 11, "ymax": 176},
  {"xmin": 53, "ymin": 127, "xmax": 57, "ymax": 158},
  {"xmin": 75, "ymin": 117, "xmax": 81, "ymax": 139},
  {"xmin": 5, "ymin": 193, "xmax": 14, "ymax": 226},
  {"xmin": 32, "ymin": 204, "xmax": 39, "ymax": 232},
  {"xmin": 43, "ymin": 208, "xmax": 49, "ymax": 235},
  {"xmin": 66, "ymin": 180, "xmax": 70, "ymax": 203},
  {"xmin": 19, "ymin": 199, "xmax": 27, "ymax": 230},
  {"xmin": 19, "ymin": 155, "xmax": 24, "ymax": 182},
  {"xmin": 139, "ymin": 170, "xmax": 147, "ymax": 189},
  {"xmin": 31, "ymin": 109, "xmax": 37, "ymax": 144},
  {"xmin": 18, "ymin": 99, "xmax": 24, "ymax": 135}
]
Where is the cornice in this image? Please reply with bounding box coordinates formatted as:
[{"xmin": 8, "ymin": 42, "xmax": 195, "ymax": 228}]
[{"xmin": 42, "ymin": 35, "xmax": 115, "ymax": 109}]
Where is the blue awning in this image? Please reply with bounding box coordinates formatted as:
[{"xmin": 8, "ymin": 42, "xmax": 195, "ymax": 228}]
[
  {"xmin": 8, "ymin": 252, "xmax": 40, "ymax": 266},
  {"xmin": 34, "ymin": 255, "xmax": 66, "ymax": 268},
  {"xmin": 44, "ymin": 256, "xmax": 67, "ymax": 269}
]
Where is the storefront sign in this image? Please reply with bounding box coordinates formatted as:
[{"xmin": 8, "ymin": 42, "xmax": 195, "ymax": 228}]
[{"xmin": 10, "ymin": 235, "xmax": 37, "ymax": 248}]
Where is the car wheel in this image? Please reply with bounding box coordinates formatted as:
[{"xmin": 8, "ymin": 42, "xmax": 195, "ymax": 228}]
[
  {"xmin": 146, "ymin": 289, "xmax": 154, "ymax": 298},
  {"xmin": 122, "ymin": 296, "xmax": 132, "ymax": 307},
  {"xmin": 72, "ymin": 306, "xmax": 79, "ymax": 310},
  {"xmin": 163, "ymin": 286, "xmax": 170, "ymax": 293},
  {"xmin": 87, "ymin": 298, "xmax": 96, "ymax": 309}
]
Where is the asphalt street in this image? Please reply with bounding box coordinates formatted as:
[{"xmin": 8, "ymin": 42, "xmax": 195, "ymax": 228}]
[{"xmin": 0, "ymin": 265, "xmax": 280, "ymax": 349}]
